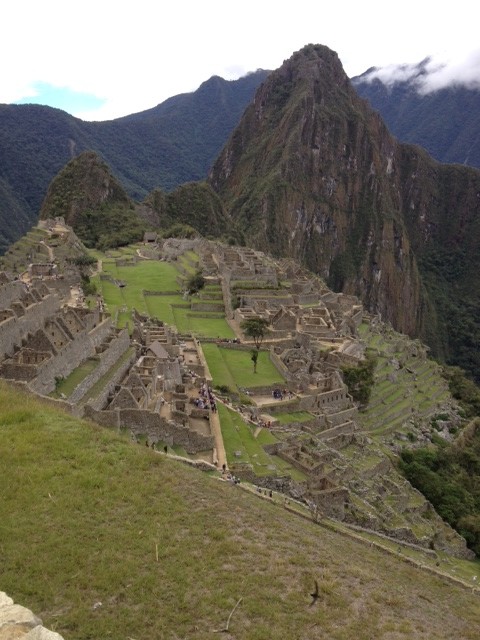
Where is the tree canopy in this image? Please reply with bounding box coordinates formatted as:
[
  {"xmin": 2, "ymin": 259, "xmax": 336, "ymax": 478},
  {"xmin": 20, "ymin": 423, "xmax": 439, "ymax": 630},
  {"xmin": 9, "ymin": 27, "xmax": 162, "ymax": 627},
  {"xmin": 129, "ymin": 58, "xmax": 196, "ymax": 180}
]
[{"xmin": 241, "ymin": 317, "xmax": 270, "ymax": 350}]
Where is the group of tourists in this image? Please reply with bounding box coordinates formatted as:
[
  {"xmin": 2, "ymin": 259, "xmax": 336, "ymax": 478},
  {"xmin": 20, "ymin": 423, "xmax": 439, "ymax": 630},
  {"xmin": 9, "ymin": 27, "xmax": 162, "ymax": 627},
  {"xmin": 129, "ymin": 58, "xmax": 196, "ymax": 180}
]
[
  {"xmin": 195, "ymin": 381, "xmax": 217, "ymax": 413},
  {"xmin": 272, "ymin": 388, "xmax": 293, "ymax": 401}
]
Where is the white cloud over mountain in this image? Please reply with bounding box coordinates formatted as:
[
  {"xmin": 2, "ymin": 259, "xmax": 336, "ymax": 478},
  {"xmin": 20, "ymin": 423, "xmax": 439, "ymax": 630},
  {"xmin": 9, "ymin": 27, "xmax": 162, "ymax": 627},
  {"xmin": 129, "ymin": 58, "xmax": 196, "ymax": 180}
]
[{"xmin": 358, "ymin": 50, "xmax": 480, "ymax": 94}]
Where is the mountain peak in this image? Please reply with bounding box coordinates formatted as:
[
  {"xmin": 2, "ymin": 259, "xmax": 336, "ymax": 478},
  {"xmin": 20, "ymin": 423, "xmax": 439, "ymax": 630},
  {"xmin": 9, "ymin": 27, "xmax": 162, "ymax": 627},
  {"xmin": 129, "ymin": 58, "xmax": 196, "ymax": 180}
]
[
  {"xmin": 268, "ymin": 44, "xmax": 348, "ymax": 93},
  {"xmin": 39, "ymin": 150, "xmax": 132, "ymax": 227}
]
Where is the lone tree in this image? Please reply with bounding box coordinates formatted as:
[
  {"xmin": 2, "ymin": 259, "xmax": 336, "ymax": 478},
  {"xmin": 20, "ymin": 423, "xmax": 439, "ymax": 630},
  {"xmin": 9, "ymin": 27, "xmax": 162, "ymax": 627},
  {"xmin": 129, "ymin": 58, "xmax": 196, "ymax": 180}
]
[{"xmin": 241, "ymin": 317, "xmax": 270, "ymax": 350}]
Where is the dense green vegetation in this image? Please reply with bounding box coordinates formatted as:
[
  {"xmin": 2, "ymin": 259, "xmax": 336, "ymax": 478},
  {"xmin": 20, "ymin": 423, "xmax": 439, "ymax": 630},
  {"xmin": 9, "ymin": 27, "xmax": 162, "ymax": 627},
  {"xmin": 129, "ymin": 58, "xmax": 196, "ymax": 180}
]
[
  {"xmin": 417, "ymin": 242, "xmax": 480, "ymax": 383},
  {"xmin": 143, "ymin": 181, "xmax": 240, "ymax": 241},
  {"xmin": 400, "ymin": 420, "xmax": 480, "ymax": 555},
  {"xmin": 75, "ymin": 204, "xmax": 146, "ymax": 250},
  {"xmin": 443, "ymin": 366, "xmax": 480, "ymax": 417},
  {"xmin": 353, "ymin": 71, "xmax": 480, "ymax": 170},
  {"xmin": 240, "ymin": 317, "xmax": 270, "ymax": 350},
  {"xmin": 341, "ymin": 355, "xmax": 376, "ymax": 407}
]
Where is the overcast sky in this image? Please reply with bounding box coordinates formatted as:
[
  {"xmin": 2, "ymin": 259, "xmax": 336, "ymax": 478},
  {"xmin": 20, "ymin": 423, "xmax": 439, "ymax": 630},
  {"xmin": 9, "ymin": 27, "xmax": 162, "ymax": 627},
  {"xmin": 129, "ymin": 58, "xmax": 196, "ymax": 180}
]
[{"xmin": 3, "ymin": 0, "xmax": 479, "ymax": 121}]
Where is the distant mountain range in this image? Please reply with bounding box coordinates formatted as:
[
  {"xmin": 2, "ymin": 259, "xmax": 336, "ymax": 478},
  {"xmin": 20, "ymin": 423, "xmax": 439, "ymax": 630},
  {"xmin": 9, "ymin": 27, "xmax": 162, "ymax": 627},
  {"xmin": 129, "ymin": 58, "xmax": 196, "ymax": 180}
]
[
  {"xmin": 0, "ymin": 70, "xmax": 268, "ymax": 253},
  {"xmin": 2, "ymin": 56, "xmax": 480, "ymax": 255},
  {"xmin": 352, "ymin": 59, "xmax": 480, "ymax": 168}
]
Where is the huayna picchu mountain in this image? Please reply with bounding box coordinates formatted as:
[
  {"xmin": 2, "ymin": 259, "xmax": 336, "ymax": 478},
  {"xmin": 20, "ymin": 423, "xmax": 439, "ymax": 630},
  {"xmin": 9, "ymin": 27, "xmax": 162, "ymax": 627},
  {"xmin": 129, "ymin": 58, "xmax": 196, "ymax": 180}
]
[{"xmin": 208, "ymin": 44, "xmax": 480, "ymax": 382}]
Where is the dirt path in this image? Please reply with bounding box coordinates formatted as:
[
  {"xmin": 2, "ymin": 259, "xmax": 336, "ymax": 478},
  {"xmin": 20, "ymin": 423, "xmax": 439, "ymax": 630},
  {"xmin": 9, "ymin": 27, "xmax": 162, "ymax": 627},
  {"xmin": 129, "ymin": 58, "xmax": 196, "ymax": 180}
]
[
  {"xmin": 40, "ymin": 240, "xmax": 54, "ymax": 262},
  {"xmin": 209, "ymin": 407, "xmax": 227, "ymax": 469}
]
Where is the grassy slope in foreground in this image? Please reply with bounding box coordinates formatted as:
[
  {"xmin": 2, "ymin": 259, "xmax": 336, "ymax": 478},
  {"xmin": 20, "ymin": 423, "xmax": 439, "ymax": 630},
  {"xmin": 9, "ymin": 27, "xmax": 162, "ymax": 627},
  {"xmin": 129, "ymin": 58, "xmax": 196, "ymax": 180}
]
[{"xmin": 1, "ymin": 382, "xmax": 480, "ymax": 640}]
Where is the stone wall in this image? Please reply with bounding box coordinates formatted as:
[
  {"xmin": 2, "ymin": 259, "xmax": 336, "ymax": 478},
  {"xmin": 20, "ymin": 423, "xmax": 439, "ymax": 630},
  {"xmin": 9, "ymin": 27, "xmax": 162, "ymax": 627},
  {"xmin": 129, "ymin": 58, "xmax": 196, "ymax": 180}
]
[
  {"xmin": 0, "ymin": 279, "xmax": 28, "ymax": 310},
  {"xmin": 28, "ymin": 330, "xmax": 95, "ymax": 396},
  {"xmin": 228, "ymin": 462, "xmax": 305, "ymax": 498},
  {"xmin": 0, "ymin": 293, "xmax": 60, "ymax": 359},
  {"xmin": 85, "ymin": 349, "xmax": 137, "ymax": 411},
  {"xmin": 190, "ymin": 302, "xmax": 224, "ymax": 312},
  {"xmin": 297, "ymin": 387, "xmax": 350, "ymax": 412},
  {"xmin": 310, "ymin": 487, "xmax": 349, "ymax": 519},
  {"xmin": 88, "ymin": 317, "xmax": 114, "ymax": 349},
  {"xmin": 324, "ymin": 407, "xmax": 357, "ymax": 427},
  {"xmin": 28, "ymin": 322, "xmax": 124, "ymax": 397},
  {"xmin": 316, "ymin": 421, "xmax": 357, "ymax": 442},
  {"xmin": 293, "ymin": 293, "xmax": 321, "ymax": 305},
  {"xmin": 68, "ymin": 330, "xmax": 131, "ymax": 404},
  {"xmin": 84, "ymin": 406, "xmax": 214, "ymax": 454},
  {"xmin": 269, "ymin": 347, "xmax": 293, "ymax": 380}
]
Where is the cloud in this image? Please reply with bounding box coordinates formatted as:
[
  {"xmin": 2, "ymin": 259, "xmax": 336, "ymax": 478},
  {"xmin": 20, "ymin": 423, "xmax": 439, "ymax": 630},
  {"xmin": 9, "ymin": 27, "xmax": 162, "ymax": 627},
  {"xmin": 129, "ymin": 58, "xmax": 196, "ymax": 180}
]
[
  {"xmin": 417, "ymin": 50, "xmax": 480, "ymax": 93},
  {"xmin": 3, "ymin": 1, "xmax": 480, "ymax": 119},
  {"xmin": 357, "ymin": 50, "xmax": 480, "ymax": 94}
]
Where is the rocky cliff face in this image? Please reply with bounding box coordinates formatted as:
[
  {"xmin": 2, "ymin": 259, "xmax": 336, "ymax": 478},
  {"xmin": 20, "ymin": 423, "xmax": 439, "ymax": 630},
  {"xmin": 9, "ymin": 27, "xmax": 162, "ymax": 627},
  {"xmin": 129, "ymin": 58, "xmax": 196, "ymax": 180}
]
[{"xmin": 209, "ymin": 45, "xmax": 480, "ymax": 378}]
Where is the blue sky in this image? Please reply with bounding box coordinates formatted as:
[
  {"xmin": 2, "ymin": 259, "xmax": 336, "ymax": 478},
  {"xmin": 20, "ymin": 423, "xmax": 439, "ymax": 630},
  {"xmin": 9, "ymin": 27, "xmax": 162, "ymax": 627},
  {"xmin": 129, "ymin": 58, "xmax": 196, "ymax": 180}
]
[
  {"xmin": 15, "ymin": 82, "xmax": 105, "ymax": 115},
  {"xmin": 3, "ymin": 0, "xmax": 479, "ymax": 121}
]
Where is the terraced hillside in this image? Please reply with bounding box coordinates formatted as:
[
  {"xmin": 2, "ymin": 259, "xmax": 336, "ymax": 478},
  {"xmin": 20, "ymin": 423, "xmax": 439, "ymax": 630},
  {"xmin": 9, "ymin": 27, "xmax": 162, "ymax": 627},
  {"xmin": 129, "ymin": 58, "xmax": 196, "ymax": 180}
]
[
  {"xmin": 93, "ymin": 245, "xmax": 235, "ymax": 338},
  {"xmin": 358, "ymin": 321, "xmax": 457, "ymax": 446}
]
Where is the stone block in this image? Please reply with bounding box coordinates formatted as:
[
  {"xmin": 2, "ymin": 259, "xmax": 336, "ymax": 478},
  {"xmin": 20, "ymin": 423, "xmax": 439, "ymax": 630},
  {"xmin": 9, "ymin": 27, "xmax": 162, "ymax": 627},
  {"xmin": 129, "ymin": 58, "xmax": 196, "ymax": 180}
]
[
  {"xmin": 0, "ymin": 604, "xmax": 42, "ymax": 631},
  {"xmin": 24, "ymin": 625, "xmax": 65, "ymax": 639}
]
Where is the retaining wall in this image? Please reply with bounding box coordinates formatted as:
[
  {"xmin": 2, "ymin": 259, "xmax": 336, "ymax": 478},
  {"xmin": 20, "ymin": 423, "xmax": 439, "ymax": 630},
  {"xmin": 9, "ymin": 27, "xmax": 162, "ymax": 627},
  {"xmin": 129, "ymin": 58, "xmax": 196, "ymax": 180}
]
[
  {"xmin": 68, "ymin": 330, "xmax": 131, "ymax": 404},
  {"xmin": 84, "ymin": 406, "xmax": 214, "ymax": 454}
]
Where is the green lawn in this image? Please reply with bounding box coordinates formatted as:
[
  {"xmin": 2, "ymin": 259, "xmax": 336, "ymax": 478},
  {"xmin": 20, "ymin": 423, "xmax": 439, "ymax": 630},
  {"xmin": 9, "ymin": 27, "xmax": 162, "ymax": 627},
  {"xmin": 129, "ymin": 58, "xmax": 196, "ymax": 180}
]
[
  {"xmin": 173, "ymin": 309, "xmax": 235, "ymax": 338},
  {"xmin": 274, "ymin": 411, "xmax": 315, "ymax": 424},
  {"xmin": 202, "ymin": 344, "xmax": 285, "ymax": 390},
  {"xmin": 117, "ymin": 310, "xmax": 133, "ymax": 331},
  {"xmin": 117, "ymin": 261, "xmax": 180, "ymax": 291},
  {"xmin": 94, "ymin": 277, "xmax": 125, "ymax": 316},
  {"xmin": 144, "ymin": 294, "xmax": 183, "ymax": 325},
  {"xmin": 94, "ymin": 255, "xmax": 234, "ymax": 338},
  {"xmin": 218, "ymin": 404, "xmax": 306, "ymax": 480},
  {"xmin": 2, "ymin": 384, "xmax": 480, "ymax": 639}
]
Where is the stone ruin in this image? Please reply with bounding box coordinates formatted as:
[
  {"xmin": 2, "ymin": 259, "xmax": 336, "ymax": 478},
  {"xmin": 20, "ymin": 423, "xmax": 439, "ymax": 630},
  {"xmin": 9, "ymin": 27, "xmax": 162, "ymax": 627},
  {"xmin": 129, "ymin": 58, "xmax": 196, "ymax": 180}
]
[
  {"xmin": 0, "ymin": 270, "xmax": 216, "ymax": 461},
  {"xmin": 0, "ymin": 225, "xmax": 474, "ymax": 558}
]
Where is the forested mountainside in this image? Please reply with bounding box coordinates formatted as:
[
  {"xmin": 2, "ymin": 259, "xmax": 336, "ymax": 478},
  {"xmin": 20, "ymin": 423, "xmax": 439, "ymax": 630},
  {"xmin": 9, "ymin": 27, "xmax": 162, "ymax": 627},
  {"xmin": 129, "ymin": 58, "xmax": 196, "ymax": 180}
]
[
  {"xmin": 0, "ymin": 70, "xmax": 268, "ymax": 253},
  {"xmin": 352, "ymin": 62, "xmax": 480, "ymax": 169},
  {"xmin": 39, "ymin": 151, "xmax": 235, "ymax": 250},
  {"xmin": 208, "ymin": 44, "xmax": 480, "ymax": 382}
]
